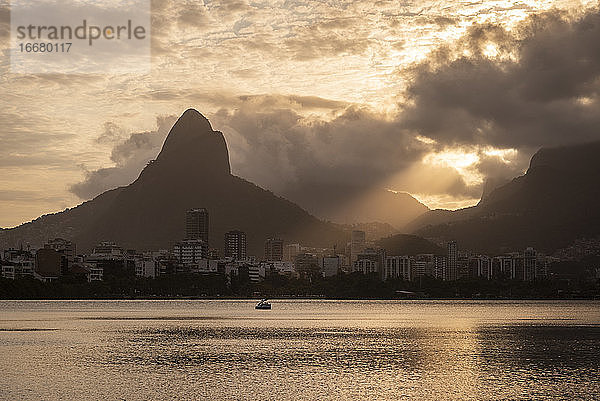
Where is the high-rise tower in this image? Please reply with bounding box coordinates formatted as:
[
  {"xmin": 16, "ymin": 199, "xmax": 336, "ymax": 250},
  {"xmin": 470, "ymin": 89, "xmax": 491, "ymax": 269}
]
[{"xmin": 186, "ymin": 208, "xmax": 209, "ymax": 244}]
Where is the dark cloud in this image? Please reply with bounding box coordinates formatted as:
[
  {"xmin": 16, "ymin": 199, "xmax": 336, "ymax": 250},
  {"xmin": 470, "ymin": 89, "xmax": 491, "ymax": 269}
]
[
  {"xmin": 402, "ymin": 9, "xmax": 600, "ymax": 151},
  {"xmin": 208, "ymin": 102, "xmax": 436, "ymax": 223},
  {"xmin": 70, "ymin": 115, "xmax": 177, "ymax": 199},
  {"xmin": 475, "ymin": 150, "xmax": 531, "ymax": 181},
  {"xmin": 212, "ymin": 104, "xmax": 427, "ymax": 191},
  {"xmin": 433, "ymin": 16, "xmax": 456, "ymax": 27},
  {"xmin": 96, "ymin": 122, "xmax": 127, "ymax": 145}
]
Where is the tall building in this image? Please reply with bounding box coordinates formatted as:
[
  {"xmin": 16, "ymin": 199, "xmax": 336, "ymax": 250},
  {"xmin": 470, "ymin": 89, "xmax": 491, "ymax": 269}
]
[
  {"xmin": 322, "ymin": 256, "xmax": 341, "ymax": 277},
  {"xmin": 186, "ymin": 208, "xmax": 209, "ymax": 244},
  {"xmin": 35, "ymin": 248, "xmax": 62, "ymax": 280},
  {"xmin": 433, "ymin": 255, "xmax": 446, "ymax": 280},
  {"xmin": 350, "ymin": 230, "xmax": 366, "ymax": 264},
  {"xmin": 135, "ymin": 254, "xmax": 157, "ymax": 278},
  {"xmin": 447, "ymin": 241, "xmax": 458, "ymax": 281},
  {"xmin": 469, "ymin": 255, "xmax": 492, "ymax": 280},
  {"xmin": 415, "ymin": 254, "xmax": 435, "ymax": 279},
  {"xmin": 492, "ymin": 255, "xmax": 516, "ymax": 279},
  {"xmin": 353, "ymin": 248, "xmax": 386, "ymax": 278},
  {"xmin": 264, "ymin": 238, "xmax": 284, "ymax": 261},
  {"xmin": 385, "ymin": 256, "xmax": 411, "ymax": 281},
  {"xmin": 224, "ymin": 230, "xmax": 247, "ymax": 260},
  {"xmin": 535, "ymin": 254, "xmax": 549, "ymax": 280},
  {"xmin": 523, "ymin": 247, "xmax": 537, "ymax": 281},
  {"xmin": 411, "ymin": 260, "xmax": 427, "ymax": 281},
  {"xmin": 44, "ymin": 238, "xmax": 76, "ymax": 275}
]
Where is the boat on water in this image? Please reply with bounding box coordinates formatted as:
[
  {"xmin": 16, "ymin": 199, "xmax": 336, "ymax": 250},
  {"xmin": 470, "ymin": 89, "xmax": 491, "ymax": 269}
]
[{"xmin": 255, "ymin": 299, "xmax": 271, "ymax": 310}]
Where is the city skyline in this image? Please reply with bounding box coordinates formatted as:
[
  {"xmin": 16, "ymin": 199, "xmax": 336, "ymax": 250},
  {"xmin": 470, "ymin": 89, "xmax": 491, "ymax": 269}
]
[{"xmin": 0, "ymin": 203, "xmax": 569, "ymax": 287}]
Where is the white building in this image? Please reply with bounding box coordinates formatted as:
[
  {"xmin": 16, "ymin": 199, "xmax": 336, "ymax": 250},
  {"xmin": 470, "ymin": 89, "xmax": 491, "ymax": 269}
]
[
  {"xmin": 433, "ymin": 255, "xmax": 446, "ymax": 280},
  {"xmin": 248, "ymin": 264, "xmax": 265, "ymax": 282},
  {"xmin": 385, "ymin": 256, "xmax": 411, "ymax": 281},
  {"xmin": 355, "ymin": 259, "xmax": 378, "ymax": 275},
  {"xmin": 173, "ymin": 239, "xmax": 207, "ymax": 265},
  {"xmin": 1, "ymin": 265, "xmax": 16, "ymax": 280},
  {"xmin": 410, "ymin": 260, "xmax": 426, "ymax": 281}
]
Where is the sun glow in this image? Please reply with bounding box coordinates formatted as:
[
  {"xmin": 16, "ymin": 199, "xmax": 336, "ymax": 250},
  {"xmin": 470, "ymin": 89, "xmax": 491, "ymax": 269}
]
[
  {"xmin": 483, "ymin": 147, "xmax": 518, "ymax": 163},
  {"xmin": 423, "ymin": 149, "xmax": 483, "ymax": 186},
  {"xmin": 410, "ymin": 193, "xmax": 480, "ymax": 211}
]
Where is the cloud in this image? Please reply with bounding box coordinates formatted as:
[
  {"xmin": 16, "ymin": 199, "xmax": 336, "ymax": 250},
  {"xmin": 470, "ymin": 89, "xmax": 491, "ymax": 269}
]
[
  {"xmin": 402, "ymin": 9, "xmax": 600, "ymax": 151},
  {"xmin": 283, "ymin": 25, "xmax": 373, "ymax": 60},
  {"xmin": 96, "ymin": 122, "xmax": 127, "ymax": 145},
  {"xmin": 212, "ymin": 103, "xmax": 427, "ymax": 192},
  {"xmin": 70, "ymin": 115, "xmax": 177, "ymax": 199},
  {"xmin": 209, "ymin": 100, "xmax": 439, "ymax": 222}
]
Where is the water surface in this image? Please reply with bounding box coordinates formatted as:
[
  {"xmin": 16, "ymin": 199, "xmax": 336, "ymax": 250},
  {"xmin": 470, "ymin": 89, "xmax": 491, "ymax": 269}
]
[{"xmin": 1, "ymin": 300, "xmax": 598, "ymax": 400}]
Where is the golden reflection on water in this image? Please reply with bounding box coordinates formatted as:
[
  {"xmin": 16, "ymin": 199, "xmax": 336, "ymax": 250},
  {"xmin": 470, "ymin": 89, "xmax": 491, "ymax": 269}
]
[{"xmin": 0, "ymin": 300, "xmax": 599, "ymax": 400}]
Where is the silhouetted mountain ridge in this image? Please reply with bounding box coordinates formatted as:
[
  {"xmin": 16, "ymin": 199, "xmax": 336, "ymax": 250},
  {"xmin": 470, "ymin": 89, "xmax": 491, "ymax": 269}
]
[
  {"xmin": 412, "ymin": 141, "xmax": 600, "ymax": 253},
  {"xmin": 0, "ymin": 109, "xmax": 348, "ymax": 255}
]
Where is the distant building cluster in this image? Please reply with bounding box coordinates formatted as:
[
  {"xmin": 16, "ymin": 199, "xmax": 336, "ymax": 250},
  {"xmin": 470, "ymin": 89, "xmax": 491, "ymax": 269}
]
[
  {"xmin": 0, "ymin": 210, "xmax": 560, "ymax": 285},
  {"xmin": 348, "ymin": 233, "xmax": 553, "ymax": 282}
]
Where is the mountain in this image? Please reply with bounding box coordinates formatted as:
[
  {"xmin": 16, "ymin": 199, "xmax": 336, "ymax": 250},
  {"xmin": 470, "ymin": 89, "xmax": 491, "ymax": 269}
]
[
  {"xmin": 479, "ymin": 176, "xmax": 510, "ymax": 203},
  {"xmin": 412, "ymin": 141, "xmax": 600, "ymax": 253},
  {"xmin": 404, "ymin": 207, "xmax": 476, "ymax": 233},
  {"xmin": 0, "ymin": 109, "xmax": 348, "ymax": 255},
  {"xmin": 282, "ymin": 184, "xmax": 429, "ymax": 230},
  {"xmin": 376, "ymin": 234, "xmax": 444, "ymax": 256}
]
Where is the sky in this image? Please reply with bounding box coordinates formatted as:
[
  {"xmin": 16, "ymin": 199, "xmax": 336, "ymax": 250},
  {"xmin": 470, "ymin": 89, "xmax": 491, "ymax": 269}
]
[{"xmin": 0, "ymin": 0, "xmax": 599, "ymax": 228}]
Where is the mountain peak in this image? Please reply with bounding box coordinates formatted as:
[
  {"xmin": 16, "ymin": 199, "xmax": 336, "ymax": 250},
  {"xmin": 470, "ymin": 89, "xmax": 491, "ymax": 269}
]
[
  {"xmin": 154, "ymin": 109, "xmax": 231, "ymax": 175},
  {"xmin": 528, "ymin": 140, "xmax": 600, "ymax": 174},
  {"xmin": 178, "ymin": 108, "xmax": 212, "ymax": 129},
  {"xmin": 168, "ymin": 108, "xmax": 213, "ymax": 135}
]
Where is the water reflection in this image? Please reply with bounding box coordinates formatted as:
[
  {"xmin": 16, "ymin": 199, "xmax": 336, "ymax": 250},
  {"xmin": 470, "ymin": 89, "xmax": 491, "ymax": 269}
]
[{"xmin": 0, "ymin": 300, "xmax": 598, "ymax": 400}]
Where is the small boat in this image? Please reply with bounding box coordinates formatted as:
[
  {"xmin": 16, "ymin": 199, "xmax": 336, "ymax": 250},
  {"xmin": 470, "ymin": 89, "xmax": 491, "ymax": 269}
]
[{"xmin": 255, "ymin": 299, "xmax": 271, "ymax": 310}]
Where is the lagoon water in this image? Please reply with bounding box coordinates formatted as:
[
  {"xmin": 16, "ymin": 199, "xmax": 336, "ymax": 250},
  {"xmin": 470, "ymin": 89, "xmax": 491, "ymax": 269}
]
[{"xmin": 0, "ymin": 300, "xmax": 599, "ymax": 400}]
